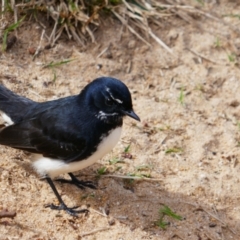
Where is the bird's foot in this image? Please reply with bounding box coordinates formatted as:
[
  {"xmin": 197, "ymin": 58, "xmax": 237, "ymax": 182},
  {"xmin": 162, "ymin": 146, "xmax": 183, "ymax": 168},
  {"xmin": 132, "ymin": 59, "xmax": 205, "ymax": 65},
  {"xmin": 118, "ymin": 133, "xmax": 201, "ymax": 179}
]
[
  {"xmin": 56, "ymin": 177, "xmax": 97, "ymax": 190},
  {"xmin": 45, "ymin": 203, "xmax": 88, "ymax": 216}
]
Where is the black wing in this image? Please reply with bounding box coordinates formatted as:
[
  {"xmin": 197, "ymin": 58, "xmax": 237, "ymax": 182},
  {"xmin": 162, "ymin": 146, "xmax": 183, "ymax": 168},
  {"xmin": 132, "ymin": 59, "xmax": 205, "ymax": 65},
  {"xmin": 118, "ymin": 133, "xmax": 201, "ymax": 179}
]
[
  {"xmin": 0, "ymin": 108, "xmax": 87, "ymax": 162},
  {"xmin": 0, "ymin": 84, "xmax": 36, "ymax": 123}
]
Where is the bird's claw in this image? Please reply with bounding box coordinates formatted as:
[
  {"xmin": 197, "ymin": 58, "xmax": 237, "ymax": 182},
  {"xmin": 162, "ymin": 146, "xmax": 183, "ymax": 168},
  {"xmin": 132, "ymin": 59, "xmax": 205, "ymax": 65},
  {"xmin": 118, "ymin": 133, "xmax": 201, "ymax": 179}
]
[{"xmin": 45, "ymin": 203, "xmax": 89, "ymax": 216}]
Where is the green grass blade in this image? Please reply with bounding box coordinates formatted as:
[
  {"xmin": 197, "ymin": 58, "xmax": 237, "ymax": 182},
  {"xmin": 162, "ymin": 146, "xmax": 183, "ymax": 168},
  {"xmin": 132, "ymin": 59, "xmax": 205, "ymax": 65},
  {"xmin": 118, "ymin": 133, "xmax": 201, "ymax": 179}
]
[
  {"xmin": 178, "ymin": 87, "xmax": 185, "ymax": 105},
  {"xmin": 6, "ymin": 16, "xmax": 26, "ymax": 32},
  {"xmin": 165, "ymin": 148, "xmax": 183, "ymax": 154},
  {"xmin": 124, "ymin": 144, "xmax": 131, "ymax": 153},
  {"xmin": 2, "ymin": 16, "xmax": 26, "ymax": 51},
  {"xmin": 44, "ymin": 59, "xmax": 75, "ymax": 68},
  {"xmin": 160, "ymin": 205, "xmax": 182, "ymax": 220}
]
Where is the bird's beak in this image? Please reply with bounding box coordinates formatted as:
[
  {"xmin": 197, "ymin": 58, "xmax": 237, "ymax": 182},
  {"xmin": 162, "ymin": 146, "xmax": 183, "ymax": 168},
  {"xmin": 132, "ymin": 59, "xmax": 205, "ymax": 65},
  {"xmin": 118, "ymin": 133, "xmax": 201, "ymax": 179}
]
[{"xmin": 122, "ymin": 110, "xmax": 140, "ymax": 121}]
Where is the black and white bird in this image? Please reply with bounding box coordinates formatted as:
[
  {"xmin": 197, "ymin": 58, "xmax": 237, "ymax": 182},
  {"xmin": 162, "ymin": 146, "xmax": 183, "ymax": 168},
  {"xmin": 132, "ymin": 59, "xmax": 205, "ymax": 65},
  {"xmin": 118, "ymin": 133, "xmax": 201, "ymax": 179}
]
[{"xmin": 0, "ymin": 77, "xmax": 140, "ymax": 215}]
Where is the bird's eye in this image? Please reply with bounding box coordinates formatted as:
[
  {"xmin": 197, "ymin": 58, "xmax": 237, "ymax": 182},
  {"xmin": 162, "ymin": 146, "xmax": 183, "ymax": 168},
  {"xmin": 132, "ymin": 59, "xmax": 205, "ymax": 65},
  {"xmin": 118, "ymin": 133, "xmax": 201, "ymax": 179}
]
[{"xmin": 105, "ymin": 98, "xmax": 114, "ymax": 106}]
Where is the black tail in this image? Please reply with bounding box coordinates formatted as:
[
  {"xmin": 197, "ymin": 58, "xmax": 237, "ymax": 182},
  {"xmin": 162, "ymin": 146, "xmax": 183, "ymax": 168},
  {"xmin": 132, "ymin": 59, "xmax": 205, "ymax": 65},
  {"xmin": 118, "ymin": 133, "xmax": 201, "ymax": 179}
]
[{"xmin": 0, "ymin": 85, "xmax": 35, "ymax": 123}]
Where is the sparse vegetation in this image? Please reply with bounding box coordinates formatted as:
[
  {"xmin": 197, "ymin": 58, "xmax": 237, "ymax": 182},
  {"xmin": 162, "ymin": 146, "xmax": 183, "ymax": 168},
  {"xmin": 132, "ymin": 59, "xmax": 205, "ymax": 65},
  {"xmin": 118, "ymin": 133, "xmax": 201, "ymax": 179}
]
[
  {"xmin": 178, "ymin": 87, "xmax": 185, "ymax": 106},
  {"xmin": 214, "ymin": 37, "xmax": 221, "ymax": 48},
  {"xmin": 155, "ymin": 205, "xmax": 182, "ymax": 229},
  {"xmin": 44, "ymin": 59, "xmax": 75, "ymax": 69},
  {"xmin": 0, "ymin": 0, "xmax": 217, "ymax": 53},
  {"xmin": 228, "ymin": 53, "xmax": 236, "ymax": 62},
  {"xmin": 195, "ymin": 0, "xmax": 205, "ymax": 6},
  {"xmin": 223, "ymin": 14, "xmax": 240, "ymax": 19},
  {"xmin": 43, "ymin": 59, "xmax": 75, "ymax": 81},
  {"xmin": 127, "ymin": 172, "xmax": 151, "ymax": 179},
  {"xmin": 96, "ymin": 166, "xmax": 107, "ymax": 176},
  {"xmin": 124, "ymin": 144, "xmax": 131, "ymax": 153},
  {"xmin": 109, "ymin": 157, "xmax": 124, "ymax": 165},
  {"xmin": 135, "ymin": 164, "xmax": 153, "ymax": 171},
  {"xmin": 165, "ymin": 147, "xmax": 183, "ymax": 154},
  {"xmin": 237, "ymin": 121, "xmax": 240, "ymax": 130},
  {"xmin": 1, "ymin": 0, "xmax": 174, "ymax": 50},
  {"xmin": 2, "ymin": 16, "xmax": 25, "ymax": 51}
]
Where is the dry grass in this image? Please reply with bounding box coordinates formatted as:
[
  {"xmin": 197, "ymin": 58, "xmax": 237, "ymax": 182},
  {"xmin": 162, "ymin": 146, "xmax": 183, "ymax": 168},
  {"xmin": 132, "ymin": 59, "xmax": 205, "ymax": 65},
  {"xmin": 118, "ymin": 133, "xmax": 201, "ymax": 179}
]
[{"xmin": 0, "ymin": 0, "xmax": 215, "ymax": 53}]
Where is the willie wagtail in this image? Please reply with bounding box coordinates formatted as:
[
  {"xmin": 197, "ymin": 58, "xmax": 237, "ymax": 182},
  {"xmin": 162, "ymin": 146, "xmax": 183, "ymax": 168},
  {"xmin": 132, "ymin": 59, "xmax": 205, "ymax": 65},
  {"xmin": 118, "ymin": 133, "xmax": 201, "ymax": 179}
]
[{"xmin": 0, "ymin": 77, "xmax": 140, "ymax": 215}]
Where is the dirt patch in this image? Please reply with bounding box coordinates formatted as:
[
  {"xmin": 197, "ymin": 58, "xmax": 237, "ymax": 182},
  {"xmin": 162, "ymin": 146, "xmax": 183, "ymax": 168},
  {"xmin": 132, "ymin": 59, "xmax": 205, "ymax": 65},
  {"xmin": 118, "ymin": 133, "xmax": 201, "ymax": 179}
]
[{"xmin": 1, "ymin": 1, "xmax": 240, "ymax": 239}]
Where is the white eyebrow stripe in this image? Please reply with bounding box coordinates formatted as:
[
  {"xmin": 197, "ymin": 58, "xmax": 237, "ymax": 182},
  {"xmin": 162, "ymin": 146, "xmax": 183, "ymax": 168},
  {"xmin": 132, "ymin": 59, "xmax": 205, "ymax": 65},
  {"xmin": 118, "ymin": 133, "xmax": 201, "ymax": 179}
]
[
  {"xmin": 105, "ymin": 87, "xmax": 123, "ymax": 104},
  {"xmin": 95, "ymin": 111, "xmax": 118, "ymax": 121}
]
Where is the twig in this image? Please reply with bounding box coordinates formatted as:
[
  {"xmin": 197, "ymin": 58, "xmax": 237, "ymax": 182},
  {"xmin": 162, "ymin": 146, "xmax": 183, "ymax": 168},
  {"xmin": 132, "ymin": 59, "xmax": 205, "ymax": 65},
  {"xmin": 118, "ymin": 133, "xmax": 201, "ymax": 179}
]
[
  {"xmin": 0, "ymin": 210, "xmax": 16, "ymax": 218},
  {"xmin": 112, "ymin": 10, "xmax": 151, "ymax": 47},
  {"xmin": 69, "ymin": 25, "xmax": 84, "ymax": 46},
  {"xmin": 33, "ymin": 29, "xmax": 45, "ymax": 60},
  {"xmin": 97, "ymin": 46, "xmax": 110, "ymax": 58},
  {"xmin": 198, "ymin": 207, "xmax": 224, "ymax": 224},
  {"xmin": 160, "ymin": 4, "xmax": 221, "ymax": 22},
  {"xmin": 102, "ymin": 174, "xmax": 162, "ymax": 181},
  {"xmin": 52, "ymin": 25, "xmax": 64, "ymax": 46},
  {"xmin": 80, "ymin": 227, "xmax": 110, "ymax": 237},
  {"xmin": 202, "ymin": 208, "xmax": 236, "ymax": 235},
  {"xmin": 90, "ymin": 208, "xmax": 108, "ymax": 217},
  {"xmin": 49, "ymin": 17, "xmax": 59, "ymax": 44},
  {"xmin": 170, "ymin": 234, "xmax": 184, "ymax": 240},
  {"xmin": 184, "ymin": 201, "xmax": 236, "ymax": 235},
  {"xmin": 115, "ymin": 215, "xmax": 128, "ymax": 220},
  {"xmin": 86, "ymin": 26, "xmax": 95, "ymax": 43},
  {"xmin": 1, "ymin": 0, "xmax": 4, "ymax": 14},
  {"xmin": 126, "ymin": 60, "xmax": 132, "ymax": 73},
  {"xmin": 15, "ymin": 0, "xmax": 45, "ymax": 8},
  {"xmin": 191, "ymin": 8, "xmax": 221, "ymax": 22},
  {"xmin": 148, "ymin": 29, "xmax": 173, "ymax": 54},
  {"xmin": 78, "ymin": 174, "xmax": 163, "ymax": 181},
  {"xmin": 13, "ymin": 0, "xmax": 18, "ymax": 25},
  {"xmin": 187, "ymin": 48, "xmax": 225, "ymax": 65},
  {"xmin": 65, "ymin": 24, "xmax": 72, "ymax": 40},
  {"xmin": 27, "ymin": 89, "xmax": 46, "ymax": 100}
]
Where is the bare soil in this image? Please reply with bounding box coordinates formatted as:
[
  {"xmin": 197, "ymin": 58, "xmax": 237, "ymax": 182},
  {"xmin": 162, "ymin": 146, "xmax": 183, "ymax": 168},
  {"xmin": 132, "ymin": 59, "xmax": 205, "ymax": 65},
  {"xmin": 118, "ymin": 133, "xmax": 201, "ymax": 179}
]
[{"xmin": 1, "ymin": 1, "xmax": 240, "ymax": 239}]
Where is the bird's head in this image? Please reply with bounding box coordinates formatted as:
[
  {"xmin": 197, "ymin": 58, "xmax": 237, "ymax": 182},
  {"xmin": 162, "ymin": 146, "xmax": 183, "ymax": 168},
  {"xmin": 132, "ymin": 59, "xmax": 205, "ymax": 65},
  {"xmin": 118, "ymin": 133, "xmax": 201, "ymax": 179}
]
[{"xmin": 82, "ymin": 77, "xmax": 140, "ymax": 123}]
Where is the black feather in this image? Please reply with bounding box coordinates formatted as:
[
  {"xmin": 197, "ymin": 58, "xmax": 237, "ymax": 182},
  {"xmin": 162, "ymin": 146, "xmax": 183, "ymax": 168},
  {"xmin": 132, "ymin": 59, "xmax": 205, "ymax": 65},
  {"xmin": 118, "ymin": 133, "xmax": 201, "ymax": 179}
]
[{"xmin": 0, "ymin": 85, "xmax": 35, "ymax": 123}]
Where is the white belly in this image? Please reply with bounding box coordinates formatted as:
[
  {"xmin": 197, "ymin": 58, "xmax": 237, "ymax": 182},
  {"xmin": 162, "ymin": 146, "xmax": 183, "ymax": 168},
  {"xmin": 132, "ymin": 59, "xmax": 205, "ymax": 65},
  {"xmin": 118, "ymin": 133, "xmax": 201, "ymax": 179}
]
[{"xmin": 32, "ymin": 127, "xmax": 122, "ymax": 178}]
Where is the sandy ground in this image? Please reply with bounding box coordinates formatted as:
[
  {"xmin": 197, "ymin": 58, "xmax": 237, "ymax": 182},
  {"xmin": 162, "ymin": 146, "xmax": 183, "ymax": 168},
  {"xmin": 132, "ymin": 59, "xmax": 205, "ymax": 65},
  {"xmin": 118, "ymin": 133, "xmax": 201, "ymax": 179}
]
[{"xmin": 1, "ymin": 1, "xmax": 240, "ymax": 239}]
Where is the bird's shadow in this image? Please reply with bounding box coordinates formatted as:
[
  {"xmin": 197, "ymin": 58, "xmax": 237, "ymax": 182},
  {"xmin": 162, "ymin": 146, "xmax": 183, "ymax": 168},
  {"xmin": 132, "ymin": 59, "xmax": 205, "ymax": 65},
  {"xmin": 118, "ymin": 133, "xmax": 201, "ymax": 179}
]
[
  {"xmin": 16, "ymin": 160, "xmax": 239, "ymax": 239},
  {"xmin": 45, "ymin": 163, "xmax": 240, "ymax": 239}
]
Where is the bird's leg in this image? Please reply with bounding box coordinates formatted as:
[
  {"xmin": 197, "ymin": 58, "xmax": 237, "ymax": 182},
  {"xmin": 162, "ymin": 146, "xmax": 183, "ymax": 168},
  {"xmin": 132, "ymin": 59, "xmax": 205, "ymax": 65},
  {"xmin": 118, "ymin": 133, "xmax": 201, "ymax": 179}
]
[
  {"xmin": 45, "ymin": 177, "xmax": 88, "ymax": 216},
  {"xmin": 55, "ymin": 172, "xmax": 96, "ymax": 189}
]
